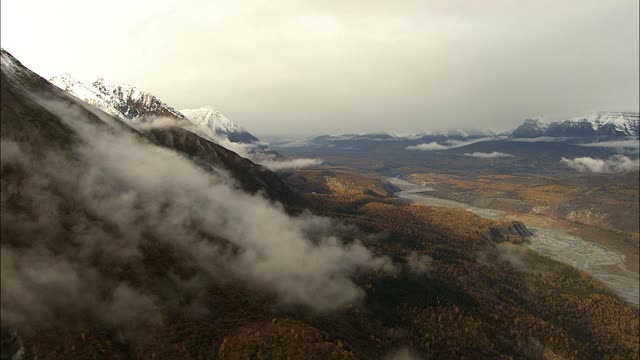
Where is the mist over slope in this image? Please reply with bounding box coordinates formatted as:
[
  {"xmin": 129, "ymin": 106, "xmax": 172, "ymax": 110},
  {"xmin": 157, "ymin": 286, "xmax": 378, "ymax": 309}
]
[
  {"xmin": 49, "ymin": 72, "xmax": 322, "ymax": 171},
  {"xmin": 1, "ymin": 49, "xmax": 395, "ymax": 332}
]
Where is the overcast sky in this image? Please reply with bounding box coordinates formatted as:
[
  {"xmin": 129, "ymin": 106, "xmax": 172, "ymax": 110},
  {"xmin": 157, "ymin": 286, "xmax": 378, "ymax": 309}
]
[{"xmin": 2, "ymin": 0, "xmax": 638, "ymax": 136}]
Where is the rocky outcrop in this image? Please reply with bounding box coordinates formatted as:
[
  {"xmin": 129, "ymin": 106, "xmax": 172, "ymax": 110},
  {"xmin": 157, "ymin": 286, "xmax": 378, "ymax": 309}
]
[{"xmin": 486, "ymin": 221, "xmax": 532, "ymax": 244}]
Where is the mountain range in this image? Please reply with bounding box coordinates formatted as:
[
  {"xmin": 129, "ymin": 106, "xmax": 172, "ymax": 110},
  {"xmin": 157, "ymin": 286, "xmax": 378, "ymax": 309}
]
[
  {"xmin": 49, "ymin": 73, "xmax": 259, "ymax": 144},
  {"xmin": 511, "ymin": 113, "xmax": 639, "ymax": 138},
  {"xmin": 269, "ymin": 113, "xmax": 639, "ymax": 153}
]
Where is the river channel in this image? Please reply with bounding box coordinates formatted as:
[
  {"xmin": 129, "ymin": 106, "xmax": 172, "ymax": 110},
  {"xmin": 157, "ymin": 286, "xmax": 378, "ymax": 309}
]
[{"xmin": 388, "ymin": 177, "xmax": 639, "ymax": 306}]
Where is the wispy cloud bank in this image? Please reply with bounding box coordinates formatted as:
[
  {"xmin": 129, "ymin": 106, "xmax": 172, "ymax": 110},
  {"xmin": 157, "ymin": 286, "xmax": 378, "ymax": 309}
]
[
  {"xmin": 385, "ymin": 347, "xmax": 423, "ymax": 360},
  {"xmin": 260, "ymin": 158, "xmax": 323, "ymax": 171},
  {"xmin": 406, "ymin": 142, "xmax": 449, "ymax": 151},
  {"xmin": 220, "ymin": 139, "xmax": 323, "ymax": 171},
  {"xmin": 405, "ymin": 253, "xmax": 432, "ymax": 274},
  {"xmin": 579, "ymin": 139, "xmax": 639, "ymax": 148},
  {"xmin": 1, "ymin": 98, "xmax": 393, "ymax": 332},
  {"xmin": 463, "ymin": 152, "xmax": 513, "ymax": 159},
  {"xmin": 508, "ymin": 137, "xmax": 570, "ymax": 143},
  {"xmin": 561, "ymin": 155, "xmax": 639, "ymax": 173},
  {"xmin": 406, "ymin": 138, "xmax": 493, "ymax": 151},
  {"xmin": 578, "ymin": 139, "xmax": 639, "ymax": 154},
  {"xmin": 133, "ymin": 116, "xmax": 323, "ymax": 171}
]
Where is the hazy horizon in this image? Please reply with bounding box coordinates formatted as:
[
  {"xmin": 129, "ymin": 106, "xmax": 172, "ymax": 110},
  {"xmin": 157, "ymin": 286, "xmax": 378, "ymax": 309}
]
[{"xmin": 2, "ymin": 0, "xmax": 638, "ymax": 136}]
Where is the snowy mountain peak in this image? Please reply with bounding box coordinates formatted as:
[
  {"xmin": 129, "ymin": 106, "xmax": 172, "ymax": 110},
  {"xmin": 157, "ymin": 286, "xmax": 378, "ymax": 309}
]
[
  {"xmin": 49, "ymin": 72, "xmax": 78, "ymax": 87},
  {"xmin": 51, "ymin": 74, "xmax": 196, "ymax": 123},
  {"xmin": 523, "ymin": 117, "xmax": 546, "ymax": 125},
  {"xmin": 180, "ymin": 106, "xmax": 258, "ymax": 143},
  {"xmin": 90, "ymin": 78, "xmax": 186, "ymax": 121},
  {"xmin": 50, "ymin": 73, "xmax": 126, "ymax": 120},
  {"xmin": 511, "ymin": 113, "xmax": 639, "ymax": 138},
  {"xmin": 567, "ymin": 112, "xmax": 639, "ymax": 136},
  {"xmin": 48, "ymin": 73, "xmax": 261, "ymax": 144}
]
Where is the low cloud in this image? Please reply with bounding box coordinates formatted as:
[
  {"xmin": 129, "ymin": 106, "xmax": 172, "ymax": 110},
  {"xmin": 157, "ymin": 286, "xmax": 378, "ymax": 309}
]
[
  {"xmin": 406, "ymin": 142, "xmax": 449, "ymax": 151},
  {"xmin": 579, "ymin": 139, "xmax": 639, "ymax": 149},
  {"xmin": 476, "ymin": 243, "xmax": 530, "ymax": 272},
  {"xmin": 131, "ymin": 116, "xmax": 192, "ymax": 131},
  {"xmin": 463, "ymin": 152, "xmax": 513, "ymax": 159},
  {"xmin": 405, "ymin": 253, "xmax": 432, "ymax": 274},
  {"xmin": 260, "ymin": 158, "xmax": 323, "ymax": 171},
  {"xmin": 130, "ymin": 115, "xmax": 323, "ymax": 171},
  {"xmin": 406, "ymin": 137, "xmax": 493, "ymax": 151},
  {"xmin": 385, "ymin": 347, "xmax": 423, "ymax": 360},
  {"xmin": 508, "ymin": 137, "xmax": 569, "ymax": 143},
  {"xmin": 1, "ymin": 96, "xmax": 394, "ymax": 332},
  {"xmin": 579, "ymin": 139, "xmax": 640, "ymax": 154},
  {"xmin": 561, "ymin": 155, "xmax": 639, "ymax": 173},
  {"xmin": 192, "ymin": 131, "xmax": 323, "ymax": 171},
  {"xmin": 264, "ymin": 136, "xmax": 313, "ymax": 148}
]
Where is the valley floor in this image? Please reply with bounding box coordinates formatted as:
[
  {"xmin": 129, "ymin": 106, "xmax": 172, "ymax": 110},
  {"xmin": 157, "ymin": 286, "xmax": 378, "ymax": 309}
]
[{"xmin": 389, "ymin": 176, "xmax": 640, "ymax": 306}]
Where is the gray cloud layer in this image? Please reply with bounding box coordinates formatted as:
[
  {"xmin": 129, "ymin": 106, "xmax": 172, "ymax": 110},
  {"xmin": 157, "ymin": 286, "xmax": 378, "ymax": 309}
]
[
  {"xmin": 579, "ymin": 139, "xmax": 640, "ymax": 155},
  {"xmin": 463, "ymin": 152, "xmax": 512, "ymax": 159},
  {"xmin": 561, "ymin": 155, "xmax": 639, "ymax": 173},
  {"xmin": 2, "ymin": 0, "xmax": 638, "ymax": 135},
  {"xmin": 0, "ymin": 97, "xmax": 394, "ymax": 331},
  {"xmin": 406, "ymin": 138, "xmax": 493, "ymax": 151},
  {"xmin": 138, "ymin": 116, "xmax": 323, "ymax": 170}
]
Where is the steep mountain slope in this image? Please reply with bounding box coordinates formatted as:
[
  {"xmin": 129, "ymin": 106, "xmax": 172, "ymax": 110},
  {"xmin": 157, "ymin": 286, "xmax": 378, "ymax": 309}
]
[
  {"xmin": 50, "ymin": 73, "xmax": 186, "ymax": 122},
  {"xmin": 50, "ymin": 74, "xmax": 262, "ymax": 145},
  {"xmin": 7, "ymin": 51, "xmax": 296, "ymax": 204},
  {"xmin": 91, "ymin": 77, "xmax": 187, "ymax": 121},
  {"xmin": 1, "ymin": 52, "xmax": 132, "ymax": 149},
  {"xmin": 144, "ymin": 127, "xmax": 296, "ymax": 203},
  {"xmin": 49, "ymin": 73, "xmax": 125, "ymax": 120},
  {"xmin": 49, "ymin": 74, "xmax": 315, "ymax": 172}
]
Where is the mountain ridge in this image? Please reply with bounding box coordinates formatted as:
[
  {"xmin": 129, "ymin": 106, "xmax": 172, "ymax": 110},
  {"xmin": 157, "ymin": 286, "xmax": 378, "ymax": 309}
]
[
  {"xmin": 49, "ymin": 73, "xmax": 261, "ymax": 145},
  {"xmin": 510, "ymin": 112, "xmax": 640, "ymax": 138},
  {"xmin": 2, "ymin": 49, "xmax": 298, "ymax": 205}
]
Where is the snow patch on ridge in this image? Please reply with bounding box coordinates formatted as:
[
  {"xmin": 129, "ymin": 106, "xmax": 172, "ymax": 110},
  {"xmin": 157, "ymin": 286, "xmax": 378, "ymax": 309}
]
[{"xmin": 180, "ymin": 106, "xmax": 247, "ymax": 139}]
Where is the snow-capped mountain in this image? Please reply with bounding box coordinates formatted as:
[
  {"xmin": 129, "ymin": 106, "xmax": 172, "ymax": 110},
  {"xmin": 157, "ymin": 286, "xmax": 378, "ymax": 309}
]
[
  {"xmin": 304, "ymin": 128, "xmax": 496, "ymax": 146},
  {"xmin": 567, "ymin": 112, "xmax": 639, "ymax": 137},
  {"xmin": 511, "ymin": 112, "xmax": 639, "ymax": 138},
  {"xmin": 180, "ymin": 106, "xmax": 258, "ymax": 143},
  {"xmin": 50, "ymin": 73, "xmax": 185, "ymax": 122},
  {"xmin": 91, "ymin": 77, "xmax": 186, "ymax": 121},
  {"xmin": 49, "ymin": 74, "xmax": 260, "ymax": 144},
  {"xmin": 510, "ymin": 118, "xmax": 547, "ymax": 138},
  {"xmin": 50, "ymin": 73, "xmax": 125, "ymax": 120}
]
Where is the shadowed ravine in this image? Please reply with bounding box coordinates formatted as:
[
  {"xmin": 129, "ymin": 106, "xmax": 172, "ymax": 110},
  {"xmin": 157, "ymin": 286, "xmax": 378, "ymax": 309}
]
[{"xmin": 388, "ymin": 177, "xmax": 640, "ymax": 306}]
